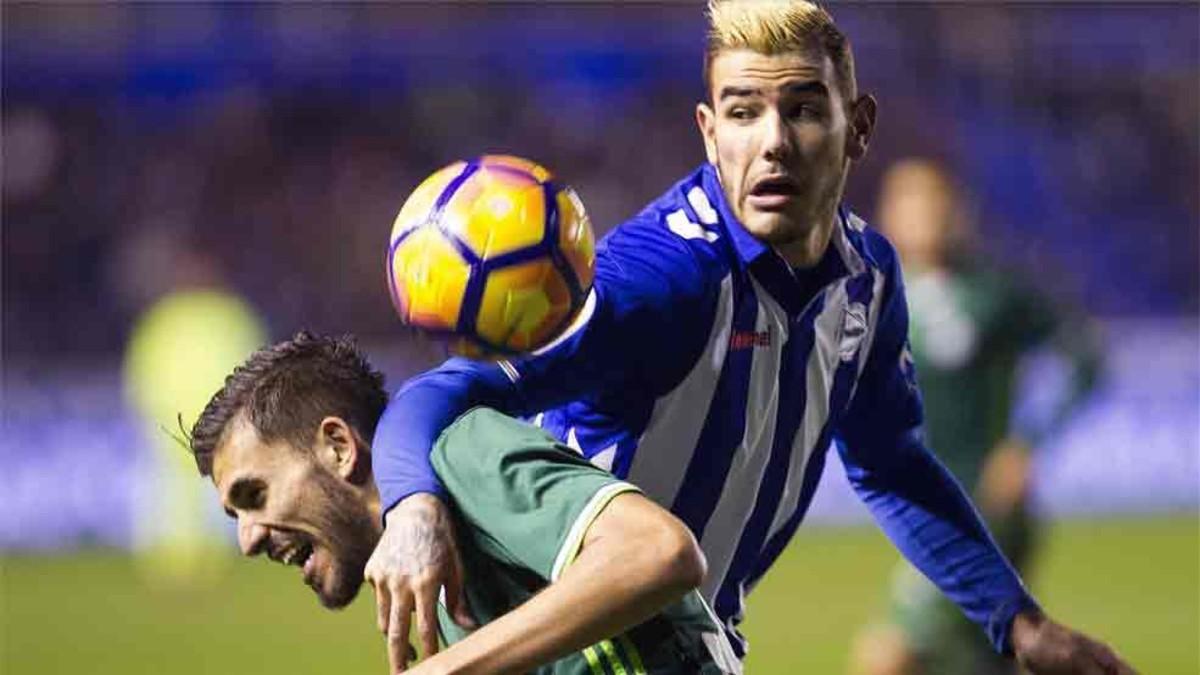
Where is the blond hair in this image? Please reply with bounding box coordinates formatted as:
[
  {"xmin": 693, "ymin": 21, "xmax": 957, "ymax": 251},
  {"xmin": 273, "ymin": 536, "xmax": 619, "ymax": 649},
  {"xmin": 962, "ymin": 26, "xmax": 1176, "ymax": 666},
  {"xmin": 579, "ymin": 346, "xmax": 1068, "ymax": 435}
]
[{"xmin": 704, "ymin": 0, "xmax": 856, "ymax": 102}]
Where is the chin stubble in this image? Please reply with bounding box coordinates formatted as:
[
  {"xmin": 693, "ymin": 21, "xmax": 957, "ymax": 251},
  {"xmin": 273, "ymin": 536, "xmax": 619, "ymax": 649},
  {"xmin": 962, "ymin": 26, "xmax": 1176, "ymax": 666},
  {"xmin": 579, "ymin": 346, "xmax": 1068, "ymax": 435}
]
[{"xmin": 310, "ymin": 468, "xmax": 379, "ymax": 608}]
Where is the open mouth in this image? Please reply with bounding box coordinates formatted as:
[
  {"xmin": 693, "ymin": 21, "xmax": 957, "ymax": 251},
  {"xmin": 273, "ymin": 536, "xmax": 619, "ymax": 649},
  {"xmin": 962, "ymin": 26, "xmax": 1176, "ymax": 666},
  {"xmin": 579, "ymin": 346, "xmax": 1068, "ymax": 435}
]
[
  {"xmin": 747, "ymin": 175, "xmax": 799, "ymax": 211},
  {"xmin": 750, "ymin": 175, "xmax": 799, "ymax": 197},
  {"xmin": 277, "ymin": 541, "xmax": 314, "ymax": 568}
]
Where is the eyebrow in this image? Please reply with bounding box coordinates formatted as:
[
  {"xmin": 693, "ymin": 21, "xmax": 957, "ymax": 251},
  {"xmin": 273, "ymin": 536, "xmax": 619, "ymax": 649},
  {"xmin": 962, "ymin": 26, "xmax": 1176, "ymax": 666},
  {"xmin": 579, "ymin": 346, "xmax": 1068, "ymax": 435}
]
[
  {"xmin": 718, "ymin": 85, "xmax": 762, "ymax": 101},
  {"xmin": 718, "ymin": 81, "xmax": 830, "ymax": 101},
  {"xmin": 785, "ymin": 81, "xmax": 830, "ymax": 98}
]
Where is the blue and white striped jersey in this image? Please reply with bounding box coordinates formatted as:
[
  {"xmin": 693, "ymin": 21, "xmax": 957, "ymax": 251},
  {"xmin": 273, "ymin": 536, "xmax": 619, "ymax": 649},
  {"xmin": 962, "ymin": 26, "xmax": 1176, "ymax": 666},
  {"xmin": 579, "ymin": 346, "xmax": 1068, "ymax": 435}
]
[{"xmin": 375, "ymin": 164, "xmax": 1037, "ymax": 657}]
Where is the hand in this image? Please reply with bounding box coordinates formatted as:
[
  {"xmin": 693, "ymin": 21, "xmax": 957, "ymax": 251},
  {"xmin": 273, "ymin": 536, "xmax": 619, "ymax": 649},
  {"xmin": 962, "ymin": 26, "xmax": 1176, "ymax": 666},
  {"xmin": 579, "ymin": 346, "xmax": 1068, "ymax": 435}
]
[
  {"xmin": 977, "ymin": 437, "xmax": 1031, "ymax": 519},
  {"xmin": 1011, "ymin": 610, "xmax": 1136, "ymax": 674},
  {"xmin": 364, "ymin": 493, "xmax": 476, "ymax": 674}
]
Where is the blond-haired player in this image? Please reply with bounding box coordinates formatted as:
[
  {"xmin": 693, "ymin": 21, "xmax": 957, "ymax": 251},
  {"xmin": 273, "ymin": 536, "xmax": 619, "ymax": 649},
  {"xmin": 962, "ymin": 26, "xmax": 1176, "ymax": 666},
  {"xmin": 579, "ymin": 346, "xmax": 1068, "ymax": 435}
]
[{"xmin": 368, "ymin": 3, "xmax": 1134, "ymax": 673}]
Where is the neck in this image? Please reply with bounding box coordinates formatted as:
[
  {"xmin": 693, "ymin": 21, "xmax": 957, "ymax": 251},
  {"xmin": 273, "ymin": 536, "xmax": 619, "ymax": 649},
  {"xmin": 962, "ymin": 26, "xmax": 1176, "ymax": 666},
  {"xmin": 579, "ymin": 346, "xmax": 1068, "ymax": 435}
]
[
  {"xmin": 362, "ymin": 482, "xmax": 383, "ymax": 534},
  {"xmin": 774, "ymin": 212, "xmax": 837, "ymax": 268}
]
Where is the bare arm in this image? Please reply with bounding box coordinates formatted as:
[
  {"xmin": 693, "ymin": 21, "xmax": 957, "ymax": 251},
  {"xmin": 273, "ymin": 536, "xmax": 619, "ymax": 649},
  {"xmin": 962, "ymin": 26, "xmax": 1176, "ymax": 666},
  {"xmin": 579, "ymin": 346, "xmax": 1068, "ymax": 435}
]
[{"xmin": 405, "ymin": 492, "xmax": 706, "ymax": 675}]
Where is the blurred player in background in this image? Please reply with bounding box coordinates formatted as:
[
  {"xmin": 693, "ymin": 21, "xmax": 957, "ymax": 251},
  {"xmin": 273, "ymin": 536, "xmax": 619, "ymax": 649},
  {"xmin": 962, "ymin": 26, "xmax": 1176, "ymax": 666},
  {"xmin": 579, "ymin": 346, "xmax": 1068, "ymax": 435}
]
[
  {"xmin": 123, "ymin": 246, "xmax": 265, "ymax": 587},
  {"xmin": 367, "ymin": 2, "xmax": 1130, "ymax": 674},
  {"xmin": 849, "ymin": 159, "xmax": 1102, "ymax": 675},
  {"xmin": 188, "ymin": 333, "xmax": 739, "ymax": 674}
]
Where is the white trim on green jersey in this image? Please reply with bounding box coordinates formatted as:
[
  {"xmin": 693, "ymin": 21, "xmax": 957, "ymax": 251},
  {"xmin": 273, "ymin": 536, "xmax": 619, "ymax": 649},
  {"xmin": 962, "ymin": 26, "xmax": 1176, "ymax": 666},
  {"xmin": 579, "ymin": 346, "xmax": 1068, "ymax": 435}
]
[{"xmin": 550, "ymin": 481, "xmax": 640, "ymax": 581}]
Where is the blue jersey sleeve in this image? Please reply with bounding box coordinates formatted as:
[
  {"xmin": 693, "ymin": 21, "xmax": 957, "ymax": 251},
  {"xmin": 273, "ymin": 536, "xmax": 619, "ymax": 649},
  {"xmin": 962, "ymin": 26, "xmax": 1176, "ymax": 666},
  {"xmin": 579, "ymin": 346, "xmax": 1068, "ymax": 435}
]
[
  {"xmin": 835, "ymin": 236, "xmax": 1039, "ymax": 655},
  {"xmin": 373, "ymin": 213, "xmax": 723, "ymax": 513}
]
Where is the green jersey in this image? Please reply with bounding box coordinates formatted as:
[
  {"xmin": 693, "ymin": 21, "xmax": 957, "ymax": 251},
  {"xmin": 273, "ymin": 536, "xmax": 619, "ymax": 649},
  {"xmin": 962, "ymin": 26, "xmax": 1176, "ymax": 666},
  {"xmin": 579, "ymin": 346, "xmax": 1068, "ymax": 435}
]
[
  {"xmin": 430, "ymin": 408, "xmax": 740, "ymax": 675},
  {"xmin": 905, "ymin": 262, "xmax": 1098, "ymax": 490}
]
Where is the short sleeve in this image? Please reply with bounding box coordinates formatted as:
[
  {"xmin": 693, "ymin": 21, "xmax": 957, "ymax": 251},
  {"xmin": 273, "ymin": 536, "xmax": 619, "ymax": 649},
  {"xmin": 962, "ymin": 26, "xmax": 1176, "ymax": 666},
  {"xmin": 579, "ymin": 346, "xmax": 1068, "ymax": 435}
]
[{"xmin": 430, "ymin": 408, "xmax": 639, "ymax": 579}]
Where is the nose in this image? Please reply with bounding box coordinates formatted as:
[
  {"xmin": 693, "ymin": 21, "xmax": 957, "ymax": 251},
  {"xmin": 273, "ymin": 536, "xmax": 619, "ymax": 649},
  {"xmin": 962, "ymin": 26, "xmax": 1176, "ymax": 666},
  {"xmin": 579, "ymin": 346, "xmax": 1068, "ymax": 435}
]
[
  {"xmin": 761, "ymin": 108, "xmax": 793, "ymax": 162},
  {"xmin": 237, "ymin": 517, "xmax": 269, "ymax": 557}
]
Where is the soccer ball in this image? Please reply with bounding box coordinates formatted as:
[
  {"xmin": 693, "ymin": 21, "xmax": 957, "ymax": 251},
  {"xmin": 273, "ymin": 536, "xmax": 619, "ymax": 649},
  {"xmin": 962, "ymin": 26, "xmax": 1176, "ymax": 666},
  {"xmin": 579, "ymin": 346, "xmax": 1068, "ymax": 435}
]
[{"xmin": 386, "ymin": 155, "xmax": 596, "ymax": 358}]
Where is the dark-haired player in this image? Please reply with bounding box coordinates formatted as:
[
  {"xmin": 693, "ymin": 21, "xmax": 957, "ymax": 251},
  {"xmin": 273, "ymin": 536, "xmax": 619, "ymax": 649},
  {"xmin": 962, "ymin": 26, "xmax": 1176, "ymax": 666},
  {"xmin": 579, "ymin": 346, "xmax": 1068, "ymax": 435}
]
[{"xmin": 189, "ymin": 332, "xmax": 739, "ymax": 674}]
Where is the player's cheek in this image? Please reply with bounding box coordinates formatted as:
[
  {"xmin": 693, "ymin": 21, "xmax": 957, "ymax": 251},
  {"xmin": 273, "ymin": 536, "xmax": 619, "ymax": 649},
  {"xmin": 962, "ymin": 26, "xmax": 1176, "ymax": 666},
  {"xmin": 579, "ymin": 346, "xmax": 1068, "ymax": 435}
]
[{"xmin": 717, "ymin": 136, "xmax": 751, "ymax": 192}]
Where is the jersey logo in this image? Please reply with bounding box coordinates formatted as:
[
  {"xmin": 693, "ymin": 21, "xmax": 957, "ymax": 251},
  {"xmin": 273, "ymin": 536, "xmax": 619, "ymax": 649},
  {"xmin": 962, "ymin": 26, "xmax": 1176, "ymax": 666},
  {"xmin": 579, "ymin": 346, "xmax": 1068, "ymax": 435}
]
[
  {"xmin": 729, "ymin": 328, "xmax": 771, "ymax": 350},
  {"xmin": 839, "ymin": 302, "xmax": 868, "ymax": 362}
]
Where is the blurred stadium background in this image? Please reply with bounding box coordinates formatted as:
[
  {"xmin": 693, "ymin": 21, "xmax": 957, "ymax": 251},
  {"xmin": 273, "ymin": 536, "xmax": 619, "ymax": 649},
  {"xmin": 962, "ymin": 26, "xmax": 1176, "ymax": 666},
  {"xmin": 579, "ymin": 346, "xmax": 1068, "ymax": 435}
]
[{"xmin": 2, "ymin": 3, "xmax": 1197, "ymax": 674}]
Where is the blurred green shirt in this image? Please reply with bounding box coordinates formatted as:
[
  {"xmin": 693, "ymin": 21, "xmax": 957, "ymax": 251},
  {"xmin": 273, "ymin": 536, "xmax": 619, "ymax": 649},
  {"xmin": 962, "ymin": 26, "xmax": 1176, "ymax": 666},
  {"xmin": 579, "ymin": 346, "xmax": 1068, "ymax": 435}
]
[
  {"xmin": 905, "ymin": 262, "xmax": 1098, "ymax": 490},
  {"xmin": 431, "ymin": 408, "xmax": 739, "ymax": 675}
]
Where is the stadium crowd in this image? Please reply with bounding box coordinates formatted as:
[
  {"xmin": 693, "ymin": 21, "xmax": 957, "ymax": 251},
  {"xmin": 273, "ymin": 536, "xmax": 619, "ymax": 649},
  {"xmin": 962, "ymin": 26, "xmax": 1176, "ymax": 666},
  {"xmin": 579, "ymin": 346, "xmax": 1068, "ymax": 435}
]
[{"xmin": 3, "ymin": 4, "xmax": 1197, "ymax": 369}]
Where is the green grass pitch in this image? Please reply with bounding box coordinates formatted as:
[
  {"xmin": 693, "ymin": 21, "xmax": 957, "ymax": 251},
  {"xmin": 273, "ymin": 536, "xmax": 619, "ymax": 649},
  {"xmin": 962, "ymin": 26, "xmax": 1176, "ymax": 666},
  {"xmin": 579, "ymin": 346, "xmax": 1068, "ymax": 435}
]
[{"xmin": 2, "ymin": 515, "xmax": 1196, "ymax": 674}]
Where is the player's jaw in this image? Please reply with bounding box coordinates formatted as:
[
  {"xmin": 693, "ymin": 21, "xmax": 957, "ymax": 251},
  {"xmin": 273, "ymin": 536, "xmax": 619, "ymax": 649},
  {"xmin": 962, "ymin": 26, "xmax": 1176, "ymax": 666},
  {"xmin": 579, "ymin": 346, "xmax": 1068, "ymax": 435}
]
[
  {"xmin": 251, "ymin": 471, "xmax": 381, "ymax": 610},
  {"xmin": 731, "ymin": 155, "xmax": 846, "ymax": 253},
  {"xmin": 306, "ymin": 541, "xmax": 360, "ymax": 610},
  {"xmin": 297, "ymin": 470, "xmax": 381, "ymax": 609}
]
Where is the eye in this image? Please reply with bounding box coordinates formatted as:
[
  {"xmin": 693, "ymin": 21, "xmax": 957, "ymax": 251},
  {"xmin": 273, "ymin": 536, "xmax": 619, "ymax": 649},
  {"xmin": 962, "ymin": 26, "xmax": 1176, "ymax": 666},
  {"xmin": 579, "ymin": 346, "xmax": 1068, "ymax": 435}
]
[
  {"xmin": 245, "ymin": 485, "xmax": 265, "ymax": 509},
  {"xmin": 725, "ymin": 105, "xmax": 757, "ymax": 122},
  {"xmin": 788, "ymin": 102, "xmax": 824, "ymax": 120},
  {"xmin": 229, "ymin": 478, "xmax": 267, "ymax": 512}
]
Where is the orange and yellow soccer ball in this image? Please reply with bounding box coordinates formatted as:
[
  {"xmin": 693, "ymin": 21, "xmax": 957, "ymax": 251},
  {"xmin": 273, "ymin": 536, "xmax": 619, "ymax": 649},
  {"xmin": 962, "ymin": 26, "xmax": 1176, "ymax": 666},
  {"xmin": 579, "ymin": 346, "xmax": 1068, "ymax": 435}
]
[{"xmin": 386, "ymin": 155, "xmax": 596, "ymax": 358}]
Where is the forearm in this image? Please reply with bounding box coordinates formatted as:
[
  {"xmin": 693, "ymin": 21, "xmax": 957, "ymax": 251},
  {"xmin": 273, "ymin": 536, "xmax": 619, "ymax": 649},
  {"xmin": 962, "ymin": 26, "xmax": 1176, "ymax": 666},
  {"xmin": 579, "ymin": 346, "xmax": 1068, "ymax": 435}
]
[
  {"xmin": 841, "ymin": 429, "xmax": 1037, "ymax": 653},
  {"xmin": 412, "ymin": 498, "xmax": 704, "ymax": 674},
  {"xmin": 373, "ymin": 360, "xmax": 521, "ymax": 512}
]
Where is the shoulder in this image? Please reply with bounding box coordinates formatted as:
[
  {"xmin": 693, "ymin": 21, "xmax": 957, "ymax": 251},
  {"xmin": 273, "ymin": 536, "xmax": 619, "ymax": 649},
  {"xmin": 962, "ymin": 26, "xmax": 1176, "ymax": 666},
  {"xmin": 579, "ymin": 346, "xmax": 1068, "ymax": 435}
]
[
  {"xmin": 604, "ymin": 170, "xmax": 729, "ymax": 270},
  {"xmin": 593, "ymin": 167, "xmax": 732, "ymax": 315},
  {"xmin": 850, "ymin": 214, "xmax": 903, "ymax": 281},
  {"xmin": 433, "ymin": 407, "xmax": 554, "ymax": 468},
  {"xmin": 844, "ymin": 211, "xmax": 905, "ymax": 310},
  {"xmin": 841, "ymin": 212, "xmax": 914, "ymax": 354}
]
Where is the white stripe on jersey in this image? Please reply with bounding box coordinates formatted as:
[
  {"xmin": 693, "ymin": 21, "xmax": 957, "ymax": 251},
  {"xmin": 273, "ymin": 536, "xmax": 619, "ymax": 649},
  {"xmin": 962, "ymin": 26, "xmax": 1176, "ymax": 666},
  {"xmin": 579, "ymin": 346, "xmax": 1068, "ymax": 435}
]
[
  {"xmin": 856, "ymin": 268, "xmax": 888, "ymax": 382},
  {"xmin": 764, "ymin": 279, "xmax": 849, "ymax": 543},
  {"xmin": 589, "ymin": 444, "xmax": 617, "ymax": 472},
  {"xmin": 627, "ymin": 275, "xmax": 735, "ymax": 504},
  {"xmin": 724, "ymin": 584, "xmax": 749, "ymax": 654},
  {"xmin": 692, "ymin": 589, "xmax": 744, "ymax": 674},
  {"xmin": 698, "ymin": 280, "xmax": 789, "ymax": 602},
  {"xmin": 832, "ymin": 217, "xmax": 866, "ymax": 276},
  {"xmin": 687, "ymin": 186, "xmax": 720, "ymax": 226}
]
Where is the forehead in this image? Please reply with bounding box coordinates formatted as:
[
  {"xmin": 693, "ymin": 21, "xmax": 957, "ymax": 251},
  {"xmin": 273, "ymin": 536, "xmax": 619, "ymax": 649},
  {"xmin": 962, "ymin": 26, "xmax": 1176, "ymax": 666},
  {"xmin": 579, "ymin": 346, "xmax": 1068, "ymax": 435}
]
[
  {"xmin": 210, "ymin": 416, "xmax": 289, "ymax": 491},
  {"xmin": 709, "ymin": 48, "xmax": 836, "ymax": 97}
]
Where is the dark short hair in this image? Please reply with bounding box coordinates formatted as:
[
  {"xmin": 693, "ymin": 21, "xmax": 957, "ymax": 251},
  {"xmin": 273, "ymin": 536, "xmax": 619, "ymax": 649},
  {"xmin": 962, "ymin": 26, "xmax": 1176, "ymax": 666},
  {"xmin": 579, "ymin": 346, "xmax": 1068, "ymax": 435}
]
[{"xmin": 189, "ymin": 332, "xmax": 388, "ymax": 476}]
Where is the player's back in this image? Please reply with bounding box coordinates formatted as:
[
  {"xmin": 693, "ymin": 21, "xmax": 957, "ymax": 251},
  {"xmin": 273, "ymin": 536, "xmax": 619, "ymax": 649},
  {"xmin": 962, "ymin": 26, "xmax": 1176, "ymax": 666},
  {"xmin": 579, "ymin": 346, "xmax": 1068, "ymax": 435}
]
[{"xmin": 431, "ymin": 408, "xmax": 740, "ymax": 674}]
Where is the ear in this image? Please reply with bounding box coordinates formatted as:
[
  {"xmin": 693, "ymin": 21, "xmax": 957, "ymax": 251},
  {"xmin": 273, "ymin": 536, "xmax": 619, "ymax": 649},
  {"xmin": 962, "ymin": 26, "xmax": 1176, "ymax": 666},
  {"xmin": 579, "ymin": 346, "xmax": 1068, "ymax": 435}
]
[
  {"xmin": 315, "ymin": 416, "xmax": 368, "ymax": 482},
  {"xmin": 696, "ymin": 101, "xmax": 719, "ymax": 166},
  {"xmin": 845, "ymin": 94, "xmax": 877, "ymax": 161}
]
